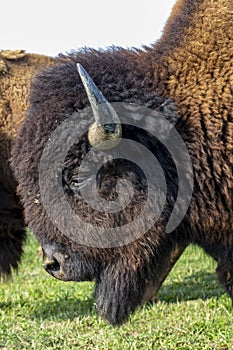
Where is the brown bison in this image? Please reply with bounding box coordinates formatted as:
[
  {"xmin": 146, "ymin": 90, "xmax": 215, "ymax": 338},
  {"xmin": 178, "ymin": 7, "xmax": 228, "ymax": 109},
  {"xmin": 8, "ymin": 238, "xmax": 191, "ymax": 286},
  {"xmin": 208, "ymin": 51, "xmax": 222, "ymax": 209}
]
[
  {"xmin": 0, "ymin": 50, "xmax": 55, "ymax": 276},
  {"xmin": 11, "ymin": 0, "xmax": 233, "ymax": 325}
]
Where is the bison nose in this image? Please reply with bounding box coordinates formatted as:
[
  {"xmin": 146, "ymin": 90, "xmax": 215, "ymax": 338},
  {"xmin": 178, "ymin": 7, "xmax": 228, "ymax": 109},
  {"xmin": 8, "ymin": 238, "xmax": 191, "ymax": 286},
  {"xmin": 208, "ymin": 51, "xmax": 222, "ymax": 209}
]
[
  {"xmin": 43, "ymin": 255, "xmax": 61, "ymax": 275},
  {"xmin": 42, "ymin": 247, "xmax": 69, "ymax": 281}
]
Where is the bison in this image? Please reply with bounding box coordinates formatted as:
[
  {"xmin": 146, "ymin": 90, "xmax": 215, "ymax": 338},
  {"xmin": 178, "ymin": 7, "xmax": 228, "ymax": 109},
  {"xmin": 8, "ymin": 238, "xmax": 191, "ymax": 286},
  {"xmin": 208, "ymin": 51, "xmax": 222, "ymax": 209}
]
[
  {"xmin": 0, "ymin": 50, "xmax": 55, "ymax": 277},
  {"xmin": 0, "ymin": 50, "xmax": 184, "ymax": 298},
  {"xmin": 0, "ymin": 49, "xmax": 185, "ymax": 290},
  {"xmin": 11, "ymin": 0, "xmax": 233, "ymax": 325}
]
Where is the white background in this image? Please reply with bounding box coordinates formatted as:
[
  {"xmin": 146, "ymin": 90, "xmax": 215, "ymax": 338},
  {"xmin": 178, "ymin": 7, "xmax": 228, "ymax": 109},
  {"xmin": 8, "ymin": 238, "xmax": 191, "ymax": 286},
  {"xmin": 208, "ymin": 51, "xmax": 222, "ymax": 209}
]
[{"xmin": 1, "ymin": 0, "xmax": 176, "ymax": 57}]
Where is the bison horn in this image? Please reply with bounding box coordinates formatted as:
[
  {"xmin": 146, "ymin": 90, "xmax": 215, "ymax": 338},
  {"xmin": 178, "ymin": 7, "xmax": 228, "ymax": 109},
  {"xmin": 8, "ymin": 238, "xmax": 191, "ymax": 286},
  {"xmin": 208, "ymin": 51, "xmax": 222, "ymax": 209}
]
[{"xmin": 77, "ymin": 63, "xmax": 122, "ymax": 150}]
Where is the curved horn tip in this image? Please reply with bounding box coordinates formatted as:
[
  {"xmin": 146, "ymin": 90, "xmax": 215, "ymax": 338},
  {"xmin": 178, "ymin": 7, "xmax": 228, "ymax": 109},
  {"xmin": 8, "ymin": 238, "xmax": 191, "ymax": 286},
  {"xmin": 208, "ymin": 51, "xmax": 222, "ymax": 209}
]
[
  {"xmin": 77, "ymin": 63, "xmax": 87, "ymax": 80},
  {"xmin": 77, "ymin": 63, "xmax": 122, "ymax": 150}
]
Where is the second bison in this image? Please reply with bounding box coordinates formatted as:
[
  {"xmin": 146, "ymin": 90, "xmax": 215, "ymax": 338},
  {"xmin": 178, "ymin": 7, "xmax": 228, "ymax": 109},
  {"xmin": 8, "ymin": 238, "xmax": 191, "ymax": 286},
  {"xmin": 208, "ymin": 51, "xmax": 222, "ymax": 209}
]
[{"xmin": 0, "ymin": 50, "xmax": 54, "ymax": 277}]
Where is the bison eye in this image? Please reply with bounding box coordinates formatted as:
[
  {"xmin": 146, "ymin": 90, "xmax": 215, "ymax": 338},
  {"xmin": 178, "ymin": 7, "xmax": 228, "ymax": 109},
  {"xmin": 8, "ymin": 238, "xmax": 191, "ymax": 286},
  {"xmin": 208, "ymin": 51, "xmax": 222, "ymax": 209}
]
[
  {"xmin": 70, "ymin": 179, "xmax": 81, "ymax": 187},
  {"xmin": 70, "ymin": 175, "xmax": 88, "ymax": 190}
]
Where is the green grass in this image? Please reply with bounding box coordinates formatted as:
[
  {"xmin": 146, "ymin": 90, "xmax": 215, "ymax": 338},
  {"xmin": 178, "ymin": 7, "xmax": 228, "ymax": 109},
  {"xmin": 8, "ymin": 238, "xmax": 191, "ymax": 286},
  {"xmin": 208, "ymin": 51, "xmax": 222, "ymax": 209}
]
[{"xmin": 0, "ymin": 233, "xmax": 232, "ymax": 350}]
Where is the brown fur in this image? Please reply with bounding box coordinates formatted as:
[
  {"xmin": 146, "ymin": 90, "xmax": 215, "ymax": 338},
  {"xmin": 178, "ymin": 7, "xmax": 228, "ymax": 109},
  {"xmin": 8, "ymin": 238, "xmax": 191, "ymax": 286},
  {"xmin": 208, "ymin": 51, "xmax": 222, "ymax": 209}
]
[
  {"xmin": 10, "ymin": 0, "xmax": 233, "ymax": 324},
  {"xmin": 153, "ymin": 0, "xmax": 233, "ymax": 239},
  {"xmin": 0, "ymin": 50, "xmax": 55, "ymax": 277}
]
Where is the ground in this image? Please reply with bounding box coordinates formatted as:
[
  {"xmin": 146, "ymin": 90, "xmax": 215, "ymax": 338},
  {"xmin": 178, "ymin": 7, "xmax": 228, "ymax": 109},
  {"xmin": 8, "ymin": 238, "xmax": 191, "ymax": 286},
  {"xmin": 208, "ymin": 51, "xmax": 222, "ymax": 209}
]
[{"xmin": 0, "ymin": 232, "xmax": 232, "ymax": 350}]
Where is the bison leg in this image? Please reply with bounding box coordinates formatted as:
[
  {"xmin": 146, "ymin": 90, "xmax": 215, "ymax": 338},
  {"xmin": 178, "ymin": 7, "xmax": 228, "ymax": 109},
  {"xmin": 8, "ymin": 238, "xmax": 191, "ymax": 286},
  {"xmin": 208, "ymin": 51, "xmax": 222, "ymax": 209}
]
[
  {"xmin": 215, "ymin": 246, "xmax": 233, "ymax": 301},
  {"xmin": 142, "ymin": 241, "xmax": 188, "ymax": 304},
  {"xmin": 0, "ymin": 184, "xmax": 26, "ymax": 278}
]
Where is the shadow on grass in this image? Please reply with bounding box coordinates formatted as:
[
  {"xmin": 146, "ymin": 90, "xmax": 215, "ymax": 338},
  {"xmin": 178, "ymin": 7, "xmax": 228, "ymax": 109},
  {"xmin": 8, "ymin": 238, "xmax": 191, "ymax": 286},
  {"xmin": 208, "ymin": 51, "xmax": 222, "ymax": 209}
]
[
  {"xmin": 157, "ymin": 271, "xmax": 224, "ymax": 303},
  {"xmin": 34, "ymin": 271, "xmax": 225, "ymax": 320},
  {"xmin": 30, "ymin": 296, "xmax": 96, "ymax": 321},
  {"xmin": 33, "ymin": 271, "xmax": 224, "ymax": 320},
  {"xmin": 2, "ymin": 271, "xmax": 224, "ymax": 321},
  {"xmin": 0, "ymin": 297, "xmax": 96, "ymax": 321}
]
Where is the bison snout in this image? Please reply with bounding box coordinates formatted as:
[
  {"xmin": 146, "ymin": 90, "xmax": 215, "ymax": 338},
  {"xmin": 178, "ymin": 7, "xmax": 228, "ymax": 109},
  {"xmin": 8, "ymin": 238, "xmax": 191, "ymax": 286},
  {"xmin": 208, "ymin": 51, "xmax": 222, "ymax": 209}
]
[{"xmin": 42, "ymin": 248, "xmax": 69, "ymax": 281}]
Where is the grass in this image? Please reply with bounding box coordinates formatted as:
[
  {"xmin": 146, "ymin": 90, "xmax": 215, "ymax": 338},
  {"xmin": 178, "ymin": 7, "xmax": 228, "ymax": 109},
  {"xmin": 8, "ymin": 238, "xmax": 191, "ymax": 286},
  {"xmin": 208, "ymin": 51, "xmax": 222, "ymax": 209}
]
[{"xmin": 0, "ymin": 233, "xmax": 232, "ymax": 350}]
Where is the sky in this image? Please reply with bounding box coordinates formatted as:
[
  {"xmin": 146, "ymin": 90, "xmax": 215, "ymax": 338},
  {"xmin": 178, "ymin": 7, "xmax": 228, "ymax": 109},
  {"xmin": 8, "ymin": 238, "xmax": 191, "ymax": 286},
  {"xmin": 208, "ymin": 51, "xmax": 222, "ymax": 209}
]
[{"xmin": 1, "ymin": 0, "xmax": 176, "ymax": 57}]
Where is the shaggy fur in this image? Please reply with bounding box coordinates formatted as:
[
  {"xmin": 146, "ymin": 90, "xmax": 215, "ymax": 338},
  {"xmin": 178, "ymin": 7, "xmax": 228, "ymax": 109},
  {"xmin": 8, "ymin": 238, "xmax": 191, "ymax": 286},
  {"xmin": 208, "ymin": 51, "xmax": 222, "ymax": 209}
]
[
  {"xmin": 0, "ymin": 50, "xmax": 55, "ymax": 277},
  {"xmin": 11, "ymin": 0, "xmax": 232, "ymax": 324}
]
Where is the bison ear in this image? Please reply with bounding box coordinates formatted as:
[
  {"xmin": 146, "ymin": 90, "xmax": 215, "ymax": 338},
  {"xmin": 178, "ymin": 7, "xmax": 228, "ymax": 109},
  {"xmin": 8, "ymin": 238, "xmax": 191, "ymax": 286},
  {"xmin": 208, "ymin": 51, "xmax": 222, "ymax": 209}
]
[{"xmin": 159, "ymin": 99, "xmax": 180, "ymax": 126}]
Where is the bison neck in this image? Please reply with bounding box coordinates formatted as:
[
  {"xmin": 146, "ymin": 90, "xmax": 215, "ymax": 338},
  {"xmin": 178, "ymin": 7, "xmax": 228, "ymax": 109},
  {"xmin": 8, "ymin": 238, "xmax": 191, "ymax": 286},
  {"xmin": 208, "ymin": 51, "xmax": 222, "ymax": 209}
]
[{"xmin": 148, "ymin": 0, "xmax": 233, "ymax": 234}]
